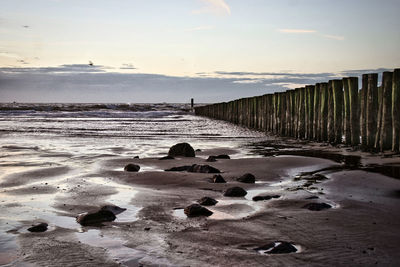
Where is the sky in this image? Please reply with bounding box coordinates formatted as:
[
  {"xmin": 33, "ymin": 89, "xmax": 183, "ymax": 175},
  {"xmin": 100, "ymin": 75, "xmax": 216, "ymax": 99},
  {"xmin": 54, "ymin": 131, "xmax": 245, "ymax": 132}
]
[{"xmin": 0, "ymin": 0, "xmax": 399, "ymax": 103}]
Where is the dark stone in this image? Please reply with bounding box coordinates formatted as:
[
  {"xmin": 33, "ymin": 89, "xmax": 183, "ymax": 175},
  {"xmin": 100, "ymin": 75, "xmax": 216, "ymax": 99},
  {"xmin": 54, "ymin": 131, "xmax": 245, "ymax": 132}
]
[
  {"xmin": 252, "ymin": 196, "xmax": 267, "ymax": 201},
  {"xmin": 100, "ymin": 205, "xmax": 126, "ymax": 215},
  {"xmin": 144, "ymin": 227, "xmax": 151, "ymax": 231},
  {"xmin": 124, "ymin": 163, "xmax": 140, "ymax": 172},
  {"xmin": 253, "ymin": 195, "xmax": 281, "ymax": 201},
  {"xmin": 188, "ymin": 164, "xmax": 220, "ymax": 173},
  {"xmin": 215, "ymin": 154, "xmax": 230, "ymax": 159},
  {"xmin": 195, "ymin": 149, "xmax": 202, "ymax": 152},
  {"xmin": 255, "ymin": 241, "xmax": 297, "ymax": 254},
  {"xmin": 159, "ymin": 155, "xmax": 175, "ymax": 160},
  {"xmin": 303, "ymin": 203, "xmax": 332, "ymax": 211},
  {"xmin": 252, "ymin": 195, "xmax": 280, "ymax": 201},
  {"xmin": 28, "ymin": 223, "xmax": 48, "ymax": 232},
  {"xmin": 134, "ymin": 156, "xmax": 139, "ymax": 159},
  {"xmin": 212, "ymin": 174, "xmax": 226, "ymax": 183},
  {"xmin": 198, "ymin": 197, "xmax": 218, "ymax": 206},
  {"xmin": 305, "ymin": 196, "xmax": 319, "ymax": 200},
  {"xmin": 168, "ymin": 143, "xmax": 195, "ymax": 157},
  {"xmin": 237, "ymin": 173, "xmax": 256, "ymax": 183},
  {"xmin": 184, "ymin": 204, "xmax": 213, "ymax": 217},
  {"xmin": 76, "ymin": 210, "xmax": 116, "ymax": 226},
  {"xmin": 224, "ymin": 187, "xmax": 247, "ymax": 197},
  {"xmin": 165, "ymin": 165, "xmax": 192, "ymax": 172},
  {"xmin": 207, "ymin": 154, "xmax": 230, "ymax": 161},
  {"xmin": 206, "ymin": 156, "xmax": 217, "ymax": 162}
]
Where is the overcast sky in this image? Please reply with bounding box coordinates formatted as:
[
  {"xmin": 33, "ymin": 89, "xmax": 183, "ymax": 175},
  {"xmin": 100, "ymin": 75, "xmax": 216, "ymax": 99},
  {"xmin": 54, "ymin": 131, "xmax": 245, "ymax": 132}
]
[{"xmin": 1, "ymin": 0, "xmax": 399, "ymax": 103}]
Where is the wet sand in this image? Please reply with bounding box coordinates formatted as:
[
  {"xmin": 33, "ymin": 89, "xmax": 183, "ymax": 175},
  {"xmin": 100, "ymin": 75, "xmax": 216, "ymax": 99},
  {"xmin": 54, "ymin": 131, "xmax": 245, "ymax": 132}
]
[{"xmin": 1, "ymin": 144, "xmax": 400, "ymax": 266}]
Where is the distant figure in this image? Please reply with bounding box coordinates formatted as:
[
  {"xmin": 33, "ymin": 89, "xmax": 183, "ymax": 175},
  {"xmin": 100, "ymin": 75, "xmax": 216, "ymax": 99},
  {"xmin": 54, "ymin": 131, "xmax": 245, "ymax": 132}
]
[{"xmin": 89, "ymin": 61, "xmax": 93, "ymax": 66}]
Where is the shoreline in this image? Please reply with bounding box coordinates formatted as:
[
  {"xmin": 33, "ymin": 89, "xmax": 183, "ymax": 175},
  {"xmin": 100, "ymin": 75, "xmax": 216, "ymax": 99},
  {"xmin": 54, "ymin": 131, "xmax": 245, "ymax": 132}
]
[{"xmin": 1, "ymin": 141, "xmax": 400, "ymax": 266}]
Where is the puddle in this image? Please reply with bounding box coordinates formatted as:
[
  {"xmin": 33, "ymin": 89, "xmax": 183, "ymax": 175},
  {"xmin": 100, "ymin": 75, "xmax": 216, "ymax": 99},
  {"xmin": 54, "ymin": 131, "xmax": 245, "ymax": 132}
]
[
  {"xmin": 255, "ymin": 242, "xmax": 303, "ymax": 255},
  {"xmin": 113, "ymin": 165, "xmax": 163, "ymax": 172},
  {"xmin": 173, "ymin": 208, "xmax": 235, "ymax": 220},
  {"xmin": 77, "ymin": 229, "xmax": 144, "ymax": 266}
]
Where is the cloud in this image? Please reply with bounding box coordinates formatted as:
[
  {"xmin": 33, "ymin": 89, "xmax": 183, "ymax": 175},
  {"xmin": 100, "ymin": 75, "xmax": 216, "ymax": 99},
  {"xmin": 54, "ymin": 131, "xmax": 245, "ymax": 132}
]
[
  {"xmin": 214, "ymin": 71, "xmax": 335, "ymax": 78},
  {"xmin": 0, "ymin": 64, "xmax": 107, "ymax": 74},
  {"xmin": 322, "ymin": 34, "xmax": 345, "ymax": 41},
  {"xmin": 194, "ymin": 0, "xmax": 231, "ymax": 16},
  {"xmin": 277, "ymin": 29, "xmax": 317, "ymax": 34},
  {"xmin": 277, "ymin": 29, "xmax": 345, "ymax": 41},
  {"xmin": 186, "ymin": 25, "xmax": 214, "ymax": 32}
]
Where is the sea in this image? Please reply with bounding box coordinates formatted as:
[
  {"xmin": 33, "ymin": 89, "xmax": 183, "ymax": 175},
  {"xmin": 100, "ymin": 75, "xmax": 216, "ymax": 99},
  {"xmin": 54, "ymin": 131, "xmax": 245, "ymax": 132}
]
[{"xmin": 0, "ymin": 103, "xmax": 267, "ymax": 159}]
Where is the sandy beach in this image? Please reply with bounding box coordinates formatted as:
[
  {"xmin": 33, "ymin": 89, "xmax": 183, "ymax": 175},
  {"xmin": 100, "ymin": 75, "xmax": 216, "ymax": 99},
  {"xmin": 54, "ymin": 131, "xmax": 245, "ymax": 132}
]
[{"xmin": 1, "ymin": 139, "xmax": 400, "ymax": 267}]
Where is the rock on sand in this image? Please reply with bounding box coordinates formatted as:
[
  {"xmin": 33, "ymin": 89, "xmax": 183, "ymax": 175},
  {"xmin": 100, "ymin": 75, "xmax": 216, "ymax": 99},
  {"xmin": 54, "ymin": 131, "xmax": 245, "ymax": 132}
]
[
  {"xmin": 124, "ymin": 163, "xmax": 140, "ymax": 172},
  {"xmin": 184, "ymin": 204, "xmax": 213, "ymax": 217},
  {"xmin": 237, "ymin": 173, "xmax": 256, "ymax": 183},
  {"xmin": 28, "ymin": 223, "xmax": 48, "ymax": 232},
  {"xmin": 77, "ymin": 209, "xmax": 116, "ymax": 226},
  {"xmin": 224, "ymin": 187, "xmax": 247, "ymax": 197},
  {"xmin": 168, "ymin": 143, "xmax": 195, "ymax": 157}
]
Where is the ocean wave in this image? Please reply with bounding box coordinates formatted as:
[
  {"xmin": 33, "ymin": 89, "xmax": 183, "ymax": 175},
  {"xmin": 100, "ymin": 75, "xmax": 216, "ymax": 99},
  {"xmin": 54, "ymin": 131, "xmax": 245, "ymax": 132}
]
[{"xmin": 0, "ymin": 103, "xmax": 192, "ymax": 113}]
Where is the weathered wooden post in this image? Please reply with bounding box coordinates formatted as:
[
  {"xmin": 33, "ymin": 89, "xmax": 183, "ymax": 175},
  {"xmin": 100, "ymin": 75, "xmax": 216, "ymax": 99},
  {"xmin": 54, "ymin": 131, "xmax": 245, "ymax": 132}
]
[
  {"xmin": 320, "ymin": 83, "xmax": 328, "ymax": 141},
  {"xmin": 313, "ymin": 83, "xmax": 320, "ymax": 140},
  {"xmin": 343, "ymin": 78, "xmax": 351, "ymax": 145},
  {"xmin": 304, "ymin": 85, "xmax": 310, "ymax": 139},
  {"xmin": 290, "ymin": 90, "xmax": 296, "ymax": 137},
  {"xmin": 366, "ymin": 73, "xmax": 378, "ymax": 149},
  {"xmin": 285, "ymin": 91, "xmax": 290, "ymax": 136},
  {"xmin": 375, "ymin": 86, "xmax": 384, "ymax": 150},
  {"xmin": 348, "ymin": 77, "xmax": 360, "ymax": 146},
  {"xmin": 378, "ymin": 72, "xmax": 393, "ymax": 151},
  {"xmin": 393, "ymin": 69, "xmax": 400, "ymax": 152},
  {"xmin": 298, "ymin": 87, "xmax": 306, "ymax": 139},
  {"xmin": 280, "ymin": 92, "xmax": 286, "ymax": 135},
  {"xmin": 361, "ymin": 74, "xmax": 368, "ymax": 147},
  {"xmin": 273, "ymin": 93, "xmax": 279, "ymax": 134},
  {"xmin": 332, "ymin": 80, "xmax": 344, "ymax": 144},
  {"xmin": 307, "ymin": 85, "xmax": 315, "ymax": 140},
  {"xmin": 327, "ymin": 81, "xmax": 335, "ymax": 143}
]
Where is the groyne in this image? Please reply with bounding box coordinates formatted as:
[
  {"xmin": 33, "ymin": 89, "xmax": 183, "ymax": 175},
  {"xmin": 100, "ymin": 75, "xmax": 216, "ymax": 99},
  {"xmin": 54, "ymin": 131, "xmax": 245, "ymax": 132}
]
[{"xmin": 195, "ymin": 69, "xmax": 400, "ymax": 152}]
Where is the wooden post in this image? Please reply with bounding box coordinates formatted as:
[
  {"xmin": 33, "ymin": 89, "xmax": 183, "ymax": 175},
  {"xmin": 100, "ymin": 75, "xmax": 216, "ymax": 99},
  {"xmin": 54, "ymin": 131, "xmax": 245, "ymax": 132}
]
[
  {"xmin": 319, "ymin": 83, "xmax": 328, "ymax": 141},
  {"xmin": 348, "ymin": 77, "xmax": 360, "ymax": 146},
  {"xmin": 379, "ymin": 73, "xmax": 394, "ymax": 151},
  {"xmin": 375, "ymin": 86, "xmax": 384, "ymax": 150},
  {"xmin": 313, "ymin": 84, "xmax": 320, "ymax": 140},
  {"xmin": 304, "ymin": 86, "xmax": 309, "ymax": 139},
  {"xmin": 361, "ymin": 74, "xmax": 368, "ymax": 147},
  {"xmin": 306, "ymin": 85, "xmax": 314, "ymax": 140},
  {"xmin": 366, "ymin": 73, "xmax": 378, "ymax": 149},
  {"xmin": 327, "ymin": 81, "xmax": 335, "ymax": 143},
  {"xmin": 393, "ymin": 69, "xmax": 400, "ymax": 152},
  {"xmin": 294, "ymin": 89, "xmax": 300, "ymax": 137},
  {"xmin": 298, "ymin": 88, "xmax": 306, "ymax": 139},
  {"xmin": 290, "ymin": 90, "xmax": 296, "ymax": 137},
  {"xmin": 280, "ymin": 93, "xmax": 286, "ymax": 135},
  {"xmin": 332, "ymin": 80, "xmax": 344, "ymax": 144},
  {"xmin": 343, "ymin": 78, "xmax": 351, "ymax": 145},
  {"xmin": 285, "ymin": 91, "xmax": 290, "ymax": 136}
]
